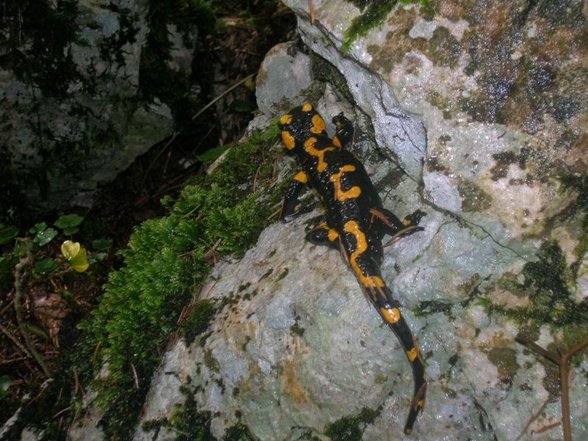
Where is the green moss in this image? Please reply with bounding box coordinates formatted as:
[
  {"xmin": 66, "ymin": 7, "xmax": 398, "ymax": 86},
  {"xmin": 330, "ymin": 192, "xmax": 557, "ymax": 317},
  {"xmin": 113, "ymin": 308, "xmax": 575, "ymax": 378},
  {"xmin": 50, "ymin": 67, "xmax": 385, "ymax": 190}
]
[
  {"xmin": 487, "ymin": 347, "xmax": 519, "ymax": 383},
  {"xmin": 73, "ymin": 122, "xmax": 283, "ymax": 439},
  {"xmin": 426, "ymin": 26, "xmax": 461, "ymax": 68},
  {"xmin": 204, "ymin": 349, "xmax": 221, "ymax": 373},
  {"xmin": 484, "ymin": 241, "xmax": 588, "ymax": 347},
  {"xmin": 311, "ymin": 54, "xmax": 354, "ymax": 104},
  {"xmin": 223, "ymin": 422, "xmax": 256, "ymax": 441},
  {"xmin": 290, "ymin": 320, "xmax": 305, "ymax": 337},
  {"xmin": 559, "ymin": 174, "xmax": 588, "ymax": 232},
  {"xmin": 181, "ymin": 299, "xmax": 217, "ymax": 344},
  {"xmin": 169, "ymin": 386, "xmax": 214, "ymax": 441},
  {"xmin": 342, "ymin": 1, "xmax": 398, "ymax": 53},
  {"xmin": 324, "ymin": 407, "xmax": 380, "ymax": 441},
  {"xmin": 457, "ymin": 179, "xmax": 493, "ymax": 212},
  {"xmin": 518, "ymin": 241, "xmax": 586, "ymax": 326},
  {"xmin": 341, "ymin": 0, "xmax": 432, "ymax": 53},
  {"xmin": 415, "ymin": 300, "xmax": 453, "ymax": 318},
  {"xmin": 142, "ymin": 386, "xmax": 256, "ymax": 441}
]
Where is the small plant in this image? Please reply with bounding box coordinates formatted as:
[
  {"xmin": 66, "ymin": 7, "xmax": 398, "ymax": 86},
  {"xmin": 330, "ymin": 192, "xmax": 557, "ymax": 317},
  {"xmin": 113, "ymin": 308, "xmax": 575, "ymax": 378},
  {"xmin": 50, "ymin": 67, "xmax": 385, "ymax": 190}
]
[
  {"xmin": 0, "ymin": 212, "xmax": 112, "ymax": 418},
  {"xmin": 0, "ymin": 375, "xmax": 10, "ymax": 401},
  {"xmin": 61, "ymin": 240, "xmax": 90, "ymax": 272}
]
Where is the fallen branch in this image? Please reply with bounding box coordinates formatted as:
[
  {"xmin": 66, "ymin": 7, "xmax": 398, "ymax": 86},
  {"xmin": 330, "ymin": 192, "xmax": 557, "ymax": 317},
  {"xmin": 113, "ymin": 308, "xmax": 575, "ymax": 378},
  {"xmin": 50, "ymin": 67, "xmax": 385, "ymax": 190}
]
[
  {"xmin": 13, "ymin": 241, "xmax": 51, "ymax": 378},
  {"xmin": 516, "ymin": 336, "xmax": 588, "ymax": 441}
]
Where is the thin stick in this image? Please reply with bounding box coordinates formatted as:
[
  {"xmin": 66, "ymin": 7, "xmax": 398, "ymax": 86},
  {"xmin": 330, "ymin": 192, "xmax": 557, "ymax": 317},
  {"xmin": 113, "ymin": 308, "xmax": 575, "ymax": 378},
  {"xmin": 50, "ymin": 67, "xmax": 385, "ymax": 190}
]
[
  {"xmin": 190, "ymin": 74, "xmax": 254, "ymax": 122},
  {"xmin": 515, "ymin": 396, "xmax": 550, "ymax": 440},
  {"xmin": 307, "ymin": 0, "xmax": 316, "ymax": 23},
  {"xmin": 130, "ymin": 362, "xmax": 139, "ymax": 390},
  {"xmin": 516, "ymin": 336, "xmax": 588, "ymax": 441},
  {"xmin": 560, "ymin": 339, "xmax": 588, "ymax": 441},
  {"xmin": 13, "ymin": 242, "xmax": 51, "ymax": 377},
  {"xmin": 0, "ymin": 322, "xmax": 31, "ymax": 357},
  {"xmin": 146, "ymin": 73, "xmax": 255, "ymax": 174}
]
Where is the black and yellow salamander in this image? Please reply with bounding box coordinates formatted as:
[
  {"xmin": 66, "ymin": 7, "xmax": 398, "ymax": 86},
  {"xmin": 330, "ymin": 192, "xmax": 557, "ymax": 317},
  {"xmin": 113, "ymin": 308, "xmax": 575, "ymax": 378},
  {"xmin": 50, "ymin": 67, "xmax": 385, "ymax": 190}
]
[{"xmin": 278, "ymin": 103, "xmax": 427, "ymax": 435}]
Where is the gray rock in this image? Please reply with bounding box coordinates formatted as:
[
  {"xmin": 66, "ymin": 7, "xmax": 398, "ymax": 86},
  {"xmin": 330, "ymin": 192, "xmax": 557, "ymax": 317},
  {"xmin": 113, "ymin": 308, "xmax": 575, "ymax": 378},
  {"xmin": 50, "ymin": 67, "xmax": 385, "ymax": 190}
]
[
  {"xmin": 81, "ymin": 1, "xmax": 588, "ymax": 440},
  {"xmin": 256, "ymin": 41, "xmax": 314, "ymax": 115},
  {"xmin": 0, "ymin": 0, "xmax": 198, "ymax": 211}
]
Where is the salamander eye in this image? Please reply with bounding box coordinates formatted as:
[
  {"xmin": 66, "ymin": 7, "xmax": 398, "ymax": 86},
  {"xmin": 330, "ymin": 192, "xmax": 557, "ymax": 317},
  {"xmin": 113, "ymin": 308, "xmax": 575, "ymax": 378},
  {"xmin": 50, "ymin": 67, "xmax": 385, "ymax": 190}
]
[{"xmin": 301, "ymin": 102, "xmax": 313, "ymax": 112}]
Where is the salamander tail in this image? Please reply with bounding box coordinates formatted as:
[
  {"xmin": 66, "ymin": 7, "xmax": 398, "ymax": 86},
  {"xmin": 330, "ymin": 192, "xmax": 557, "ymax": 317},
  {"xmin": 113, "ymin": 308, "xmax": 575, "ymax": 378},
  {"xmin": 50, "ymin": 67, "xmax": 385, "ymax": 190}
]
[{"xmin": 361, "ymin": 284, "xmax": 427, "ymax": 435}]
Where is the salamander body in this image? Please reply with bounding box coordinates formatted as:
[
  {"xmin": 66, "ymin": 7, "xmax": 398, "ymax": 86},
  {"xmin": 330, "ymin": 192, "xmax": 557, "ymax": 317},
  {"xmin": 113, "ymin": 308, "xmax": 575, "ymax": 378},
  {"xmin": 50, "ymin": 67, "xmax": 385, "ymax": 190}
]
[{"xmin": 278, "ymin": 103, "xmax": 427, "ymax": 434}]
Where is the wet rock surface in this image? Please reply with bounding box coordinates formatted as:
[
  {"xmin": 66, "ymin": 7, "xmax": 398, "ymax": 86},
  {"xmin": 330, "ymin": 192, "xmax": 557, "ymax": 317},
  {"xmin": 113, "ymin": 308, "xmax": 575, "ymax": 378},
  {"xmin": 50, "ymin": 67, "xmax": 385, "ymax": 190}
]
[
  {"xmin": 73, "ymin": 1, "xmax": 587, "ymax": 440},
  {"xmin": 0, "ymin": 0, "xmax": 196, "ymax": 211}
]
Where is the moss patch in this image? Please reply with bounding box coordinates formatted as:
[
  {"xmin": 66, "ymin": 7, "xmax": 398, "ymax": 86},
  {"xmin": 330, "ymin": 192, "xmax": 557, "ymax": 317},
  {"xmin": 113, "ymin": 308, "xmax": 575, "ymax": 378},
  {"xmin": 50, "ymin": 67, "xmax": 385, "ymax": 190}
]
[
  {"xmin": 342, "ymin": 1, "xmax": 398, "ymax": 53},
  {"xmin": 73, "ymin": 122, "xmax": 283, "ymax": 439},
  {"xmin": 342, "ymin": 0, "xmax": 433, "ymax": 56},
  {"xmin": 324, "ymin": 406, "xmax": 380, "ymax": 441},
  {"xmin": 487, "ymin": 347, "xmax": 519, "ymax": 384},
  {"xmin": 457, "ymin": 179, "xmax": 492, "ymax": 212},
  {"xmin": 181, "ymin": 299, "xmax": 217, "ymax": 345},
  {"xmin": 484, "ymin": 241, "xmax": 588, "ymax": 348}
]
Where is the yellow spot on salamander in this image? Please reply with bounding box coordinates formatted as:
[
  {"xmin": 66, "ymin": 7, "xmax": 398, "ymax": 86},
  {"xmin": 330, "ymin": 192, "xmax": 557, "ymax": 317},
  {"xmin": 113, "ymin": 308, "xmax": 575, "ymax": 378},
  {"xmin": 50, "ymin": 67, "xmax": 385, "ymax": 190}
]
[
  {"xmin": 282, "ymin": 130, "xmax": 296, "ymax": 150},
  {"xmin": 302, "ymin": 102, "xmax": 313, "ymax": 112},
  {"xmin": 380, "ymin": 306, "xmax": 401, "ymax": 324},
  {"xmin": 279, "ymin": 114, "xmax": 292, "ymax": 125},
  {"xmin": 407, "ymin": 347, "xmax": 418, "ymax": 362},
  {"xmin": 303, "ymin": 137, "xmax": 335, "ymax": 172},
  {"xmin": 330, "ymin": 165, "xmax": 361, "ymax": 201},
  {"xmin": 293, "ymin": 171, "xmax": 309, "ymax": 184},
  {"xmin": 343, "ymin": 220, "xmax": 384, "ymax": 288},
  {"xmin": 310, "ymin": 114, "xmax": 327, "ymax": 134},
  {"xmin": 328, "ymin": 228, "xmax": 339, "ymax": 242},
  {"xmin": 332, "ymin": 136, "xmax": 342, "ymax": 148}
]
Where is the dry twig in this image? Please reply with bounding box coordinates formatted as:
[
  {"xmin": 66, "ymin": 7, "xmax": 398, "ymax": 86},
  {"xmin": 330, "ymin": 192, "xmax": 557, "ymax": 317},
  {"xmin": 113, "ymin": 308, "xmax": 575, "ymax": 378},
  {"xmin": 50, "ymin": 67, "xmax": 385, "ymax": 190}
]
[
  {"xmin": 13, "ymin": 242, "xmax": 51, "ymax": 377},
  {"xmin": 516, "ymin": 336, "xmax": 588, "ymax": 441}
]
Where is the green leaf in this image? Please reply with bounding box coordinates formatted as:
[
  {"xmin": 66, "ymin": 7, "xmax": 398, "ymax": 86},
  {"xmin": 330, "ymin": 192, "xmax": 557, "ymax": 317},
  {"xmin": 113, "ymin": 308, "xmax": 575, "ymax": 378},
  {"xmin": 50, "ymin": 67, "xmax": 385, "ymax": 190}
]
[
  {"xmin": 92, "ymin": 238, "xmax": 113, "ymax": 250},
  {"xmin": 61, "ymin": 240, "xmax": 89, "ymax": 272},
  {"xmin": 94, "ymin": 252, "xmax": 109, "ymax": 262},
  {"xmin": 69, "ymin": 247, "xmax": 90, "ymax": 272},
  {"xmin": 54, "ymin": 214, "xmax": 84, "ymax": 232},
  {"xmin": 33, "ymin": 227, "xmax": 58, "ymax": 247},
  {"xmin": 24, "ymin": 322, "xmax": 50, "ymax": 341},
  {"xmin": 61, "ymin": 240, "xmax": 80, "ymax": 260},
  {"xmin": 0, "ymin": 375, "xmax": 10, "ymax": 400},
  {"xmin": 29, "ymin": 222, "xmax": 48, "ymax": 234},
  {"xmin": 33, "ymin": 258, "xmax": 59, "ymax": 275},
  {"xmin": 0, "ymin": 225, "xmax": 18, "ymax": 245},
  {"xmin": 196, "ymin": 145, "xmax": 229, "ymax": 163}
]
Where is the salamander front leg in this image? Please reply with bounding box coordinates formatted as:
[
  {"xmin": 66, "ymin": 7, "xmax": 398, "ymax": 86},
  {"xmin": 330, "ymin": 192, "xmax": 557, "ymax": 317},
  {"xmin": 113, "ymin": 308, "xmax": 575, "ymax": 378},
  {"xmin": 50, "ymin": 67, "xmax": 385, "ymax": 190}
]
[
  {"xmin": 332, "ymin": 113, "xmax": 354, "ymax": 148},
  {"xmin": 280, "ymin": 171, "xmax": 309, "ymax": 222}
]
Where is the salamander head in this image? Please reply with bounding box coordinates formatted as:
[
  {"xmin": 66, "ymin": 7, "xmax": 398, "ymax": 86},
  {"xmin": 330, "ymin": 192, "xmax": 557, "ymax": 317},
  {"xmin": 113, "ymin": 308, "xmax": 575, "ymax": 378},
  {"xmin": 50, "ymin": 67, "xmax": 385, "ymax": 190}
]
[{"xmin": 278, "ymin": 102, "xmax": 328, "ymax": 152}]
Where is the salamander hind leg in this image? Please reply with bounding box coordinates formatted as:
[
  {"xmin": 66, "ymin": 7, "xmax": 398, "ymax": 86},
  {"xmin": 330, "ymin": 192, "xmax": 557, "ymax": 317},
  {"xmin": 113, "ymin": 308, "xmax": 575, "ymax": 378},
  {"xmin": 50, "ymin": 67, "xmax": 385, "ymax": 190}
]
[
  {"xmin": 371, "ymin": 208, "xmax": 426, "ymax": 241},
  {"xmin": 305, "ymin": 222, "xmax": 340, "ymax": 250}
]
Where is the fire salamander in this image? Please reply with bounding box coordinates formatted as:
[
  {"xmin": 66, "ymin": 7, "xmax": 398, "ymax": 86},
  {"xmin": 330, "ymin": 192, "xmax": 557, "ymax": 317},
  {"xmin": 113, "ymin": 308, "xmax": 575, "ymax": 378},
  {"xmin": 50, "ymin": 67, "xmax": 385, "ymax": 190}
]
[{"xmin": 278, "ymin": 103, "xmax": 427, "ymax": 435}]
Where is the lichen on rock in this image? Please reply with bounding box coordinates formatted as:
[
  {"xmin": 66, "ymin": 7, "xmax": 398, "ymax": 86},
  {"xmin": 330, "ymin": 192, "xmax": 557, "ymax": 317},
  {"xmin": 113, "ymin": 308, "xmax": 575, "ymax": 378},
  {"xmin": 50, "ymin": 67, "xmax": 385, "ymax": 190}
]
[{"xmin": 76, "ymin": 1, "xmax": 588, "ymax": 440}]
